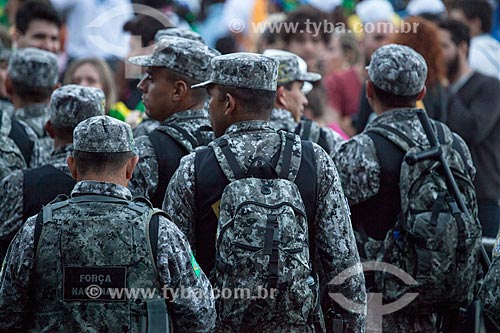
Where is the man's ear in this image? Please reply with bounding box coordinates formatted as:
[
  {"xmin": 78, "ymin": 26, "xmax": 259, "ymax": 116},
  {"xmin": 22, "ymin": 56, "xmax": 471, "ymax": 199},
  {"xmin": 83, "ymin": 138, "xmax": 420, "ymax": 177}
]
[
  {"xmin": 366, "ymin": 80, "xmax": 374, "ymax": 100},
  {"xmin": 276, "ymin": 86, "xmax": 288, "ymax": 109},
  {"xmin": 225, "ymin": 92, "xmax": 236, "ymax": 116},
  {"xmin": 67, "ymin": 155, "xmax": 78, "ymax": 180},
  {"xmin": 126, "ymin": 155, "xmax": 139, "ymax": 181},
  {"xmin": 5, "ymin": 76, "xmax": 13, "ymax": 97},
  {"xmin": 45, "ymin": 120, "xmax": 55, "ymax": 139},
  {"xmin": 417, "ymin": 86, "xmax": 427, "ymax": 101},
  {"xmin": 172, "ymin": 80, "xmax": 188, "ymax": 101}
]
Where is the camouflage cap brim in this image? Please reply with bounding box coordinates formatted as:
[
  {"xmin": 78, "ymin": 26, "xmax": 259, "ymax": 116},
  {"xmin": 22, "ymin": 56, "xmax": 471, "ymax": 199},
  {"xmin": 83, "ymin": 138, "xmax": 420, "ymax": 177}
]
[
  {"xmin": 297, "ymin": 72, "xmax": 321, "ymax": 83},
  {"xmin": 127, "ymin": 54, "xmax": 158, "ymax": 67}
]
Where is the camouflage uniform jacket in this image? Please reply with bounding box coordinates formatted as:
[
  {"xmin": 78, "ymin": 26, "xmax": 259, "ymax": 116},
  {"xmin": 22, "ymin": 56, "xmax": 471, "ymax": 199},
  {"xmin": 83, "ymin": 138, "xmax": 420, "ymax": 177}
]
[
  {"xmin": 14, "ymin": 104, "xmax": 53, "ymax": 164},
  {"xmin": 333, "ymin": 108, "xmax": 475, "ymax": 332},
  {"xmin": 479, "ymin": 236, "xmax": 500, "ymax": 330},
  {"xmin": 0, "ymin": 99, "xmax": 14, "ymax": 117},
  {"xmin": 0, "ymin": 144, "xmax": 73, "ymax": 260},
  {"xmin": 270, "ymin": 108, "xmax": 344, "ymax": 157},
  {"xmin": 0, "ymin": 110, "xmax": 25, "ymax": 179},
  {"xmin": 0, "ymin": 181, "xmax": 216, "ymax": 332},
  {"xmin": 129, "ymin": 108, "xmax": 213, "ymax": 201},
  {"xmin": 133, "ymin": 118, "xmax": 161, "ymax": 137},
  {"xmin": 163, "ymin": 120, "xmax": 367, "ymax": 332}
]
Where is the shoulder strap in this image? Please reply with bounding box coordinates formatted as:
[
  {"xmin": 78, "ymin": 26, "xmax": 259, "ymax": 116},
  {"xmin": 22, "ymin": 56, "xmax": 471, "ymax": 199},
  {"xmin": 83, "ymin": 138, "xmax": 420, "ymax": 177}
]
[
  {"xmin": 366, "ymin": 123, "xmax": 415, "ymax": 151},
  {"xmin": 148, "ymin": 209, "xmax": 171, "ymax": 266},
  {"xmin": 218, "ymin": 138, "xmax": 246, "ymax": 180},
  {"xmin": 147, "ymin": 129, "xmax": 188, "ymax": 208},
  {"xmin": 296, "ymin": 119, "xmax": 313, "ymax": 141},
  {"xmin": 8, "ymin": 119, "xmax": 33, "ymax": 166},
  {"xmin": 168, "ymin": 123, "xmax": 199, "ymax": 149},
  {"xmin": 194, "ymin": 125, "xmax": 214, "ymax": 146}
]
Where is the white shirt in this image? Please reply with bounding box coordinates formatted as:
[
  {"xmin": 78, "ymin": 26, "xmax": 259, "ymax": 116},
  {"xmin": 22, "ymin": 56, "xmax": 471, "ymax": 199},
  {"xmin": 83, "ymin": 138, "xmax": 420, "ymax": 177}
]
[
  {"xmin": 469, "ymin": 34, "xmax": 500, "ymax": 80},
  {"xmin": 50, "ymin": 0, "xmax": 133, "ymax": 59}
]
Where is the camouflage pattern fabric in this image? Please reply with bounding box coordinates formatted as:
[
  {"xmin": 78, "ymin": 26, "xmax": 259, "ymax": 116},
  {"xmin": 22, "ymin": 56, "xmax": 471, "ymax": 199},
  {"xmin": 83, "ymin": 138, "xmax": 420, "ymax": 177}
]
[
  {"xmin": 366, "ymin": 44, "xmax": 427, "ymax": 96},
  {"xmin": 50, "ymin": 85, "xmax": 106, "ymax": 129},
  {"xmin": 270, "ymin": 108, "xmax": 344, "ymax": 158},
  {"xmin": 269, "ymin": 54, "xmax": 321, "ymax": 85},
  {"xmin": 154, "ymin": 28, "xmax": 205, "ymax": 43},
  {"xmin": 74, "ymin": 116, "xmax": 136, "ymax": 153},
  {"xmin": 0, "ymin": 144, "xmax": 73, "ymax": 262},
  {"xmin": 164, "ymin": 120, "xmax": 366, "ymax": 332},
  {"xmin": 0, "ymin": 181, "xmax": 216, "ymax": 332},
  {"xmin": 0, "ymin": 110, "xmax": 26, "ymax": 178},
  {"xmin": 333, "ymin": 108, "xmax": 478, "ymax": 332},
  {"xmin": 479, "ymin": 237, "xmax": 500, "ymax": 330},
  {"xmin": 129, "ymin": 108, "xmax": 213, "ymax": 200},
  {"xmin": 192, "ymin": 53, "xmax": 279, "ymax": 92},
  {"xmin": 8, "ymin": 48, "xmax": 59, "ymax": 89},
  {"xmin": 133, "ymin": 118, "xmax": 161, "ymax": 137},
  {"xmin": 0, "ymin": 99, "xmax": 14, "ymax": 117},
  {"xmin": 128, "ymin": 37, "xmax": 220, "ymax": 82},
  {"xmin": 15, "ymin": 104, "xmax": 53, "ymax": 158}
]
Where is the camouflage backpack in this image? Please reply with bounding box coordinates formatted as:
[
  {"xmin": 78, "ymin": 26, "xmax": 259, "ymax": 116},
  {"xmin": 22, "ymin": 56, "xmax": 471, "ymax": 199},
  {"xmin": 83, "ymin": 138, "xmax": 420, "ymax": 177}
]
[
  {"xmin": 213, "ymin": 131, "xmax": 316, "ymax": 331},
  {"xmin": 366, "ymin": 121, "xmax": 481, "ymax": 310}
]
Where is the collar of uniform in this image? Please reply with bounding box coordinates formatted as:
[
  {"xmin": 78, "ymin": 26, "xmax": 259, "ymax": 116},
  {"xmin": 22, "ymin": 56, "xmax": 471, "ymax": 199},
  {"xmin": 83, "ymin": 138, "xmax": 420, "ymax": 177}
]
[
  {"xmin": 0, "ymin": 110, "xmax": 11, "ymax": 136},
  {"xmin": 224, "ymin": 120, "xmax": 273, "ymax": 135},
  {"xmin": 162, "ymin": 108, "xmax": 208, "ymax": 125},
  {"xmin": 71, "ymin": 181, "xmax": 133, "ymax": 201},
  {"xmin": 14, "ymin": 103, "xmax": 49, "ymax": 121},
  {"xmin": 52, "ymin": 144, "xmax": 73, "ymax": 158},
  {"xmin": 369, "ymin": 107, "xmax": 419, "ymax": 127}
]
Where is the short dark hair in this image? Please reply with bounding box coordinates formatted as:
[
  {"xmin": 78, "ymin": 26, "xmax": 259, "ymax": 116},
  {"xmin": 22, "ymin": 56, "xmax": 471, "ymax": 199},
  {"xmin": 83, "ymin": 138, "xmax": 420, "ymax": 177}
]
[
  {"xmin": 166, "ymin": 69, "xmax": 208, "ymax": 104},
  {"xmin": 438, "ymin": 19, "xmax": 471, "ymax": 48},
  {"xmin": 10, "ymin": 81, "xmax": 53, "ymax": 103},
  {"xmin": 123, "ymin": 14, "xmax": 172, "ymax": 47},
  {"xmin": 72, "ymin": 151, "xmax": 135, "ymax": 176},
  {"xmin": 282, "ymin": 5, "xmax": 331, "ymax": 45},
  {"xmin": 372, "ymin": 83, "xmax": 420, "ymax": 108},
  {"xmin": 216, "ymin": 85, "xmax": 276, "ymax": 115},
  {"xmin": 15, "ymin": 1, "xmax": 62, "ymax": 34},
  {"xmin": 451, "ymin": 0, "xmax": 493, "ymax": 33}
]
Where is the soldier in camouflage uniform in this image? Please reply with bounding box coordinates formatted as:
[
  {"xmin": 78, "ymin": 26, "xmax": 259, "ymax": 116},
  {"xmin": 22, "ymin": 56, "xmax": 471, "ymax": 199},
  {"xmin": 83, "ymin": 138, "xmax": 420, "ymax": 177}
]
[
  {"xmin": 128, "ymin": 37, "xmax": 221, "ymax": 207},
  {"xmin": 333, "ymin": 44, "xmax": 476, "ymax": 332},
  {"xmin": 0, "ymin": 85, "xmax": 106, "ymax": 262},
  {"xmin": 0, "ymin": 115, "xmax": 216, "ymax": 332},
  {"xmin": 264, "ymin": 50, "xmax": 344, "ymax": 157},
  {"xmin": 0, "ymin": 110, "xmax": 25, "ymax": 179},
  {"xmin": 479, "ymin": 232, "xmax": 500, "ymax": 330},
  {"xmin": 132, "ymin": 30, "xmax": 207, "ymax": 138},
  {"xmin": 6, "ymin": 47, "xmax": 60, "ymax": 166},
  {"xmin": 164, "ymin": 52, "xmax": 366, "ymax": 332}
]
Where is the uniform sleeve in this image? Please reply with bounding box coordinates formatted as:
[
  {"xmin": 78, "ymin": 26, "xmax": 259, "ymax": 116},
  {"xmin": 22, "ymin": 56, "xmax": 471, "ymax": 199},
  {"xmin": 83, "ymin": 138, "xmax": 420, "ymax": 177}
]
[
  {"xmin": 0, "ymin": 137, "xmax": 26, "ymax": 180},
  {"xmin": 312, "ymin": 144, "xmax": 367, "ymax": 332},
  {"xmin": 162, "ymin": 153, "xmax": 197, "ymax": 248},
  {"xmin": 0, "ymin": 215, "xmax": 37, "ymax": 330},
  {"xmin": 478, "ymin": 238, "xmax": 500, "ymax": 330},
  {"xmin": 333, "ymin": 134, "xmax": 380, "ymax": 205},
  {"xmin": 0, "ymin": 171, "xmax": 25, "ymax": 260},
  {"xmin": 156, "ymin": 215, "xmax": 216, "ymax": 332},
  {"xmin": 129, "ymin": 136, "xmax": 159, "ymax": 200}
]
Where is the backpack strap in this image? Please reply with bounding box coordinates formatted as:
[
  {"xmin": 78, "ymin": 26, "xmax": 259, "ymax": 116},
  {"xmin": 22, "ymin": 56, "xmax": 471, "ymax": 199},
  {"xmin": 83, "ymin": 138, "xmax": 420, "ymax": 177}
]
[
  {"xmin": 278, "ymin": 132, "xmax": 295, "ymax": 180},
  {"xmin": 296, "ymin": 119, "xmax": 313, "ymax": 140},
  {"xmin": 167, "ymin": 123, "xmax": 199, "ymax": 150},
  {"xmin": 217, "ymin": 138, "xmax": 246, "ymax": 180},
  {"xmin": 148, "ymin": 209, "xmax": 171, "ymax": 266},
  {"xmin": 147, "ymin": 129, "xmax": 190, "ymax": 208},
  {"xmin": 8, "ymin": 118, "xmax": 33, "ymax": 166},
  {"xmin": 194, "ymin": 125, "xmax": 214, "ymax": 146}
]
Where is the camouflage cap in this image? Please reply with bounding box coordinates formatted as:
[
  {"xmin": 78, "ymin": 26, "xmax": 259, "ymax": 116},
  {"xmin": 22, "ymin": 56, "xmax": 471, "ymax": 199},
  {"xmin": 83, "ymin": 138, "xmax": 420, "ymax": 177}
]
[
  {"xmin": 191, "ymin": 52, "xmax": 279, "ymax": 91},
  {"xmin": 263, "ymin": 52, "xmax": 321, "ymax": 86},
  {"xmin": 8, "ymin": 47, "xmax": 58, "ymax": 88},
  {"xmin": 50, "ymin": 85, "xmax": 106, "ymax": 129},
  {"xmin": 367, "ymin": 44, "xmax": 427, "ymax": 96},
  {"xmin": 73, "ymin": 116, "xmax": 136, "ymax": 153},
  {"xmin": 154, "ymin": 28, "xmax": 205, "ymax": 43},
  {"xmin": 128, "ymin": 36, "xmax": 220, "ymax": 82}
]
